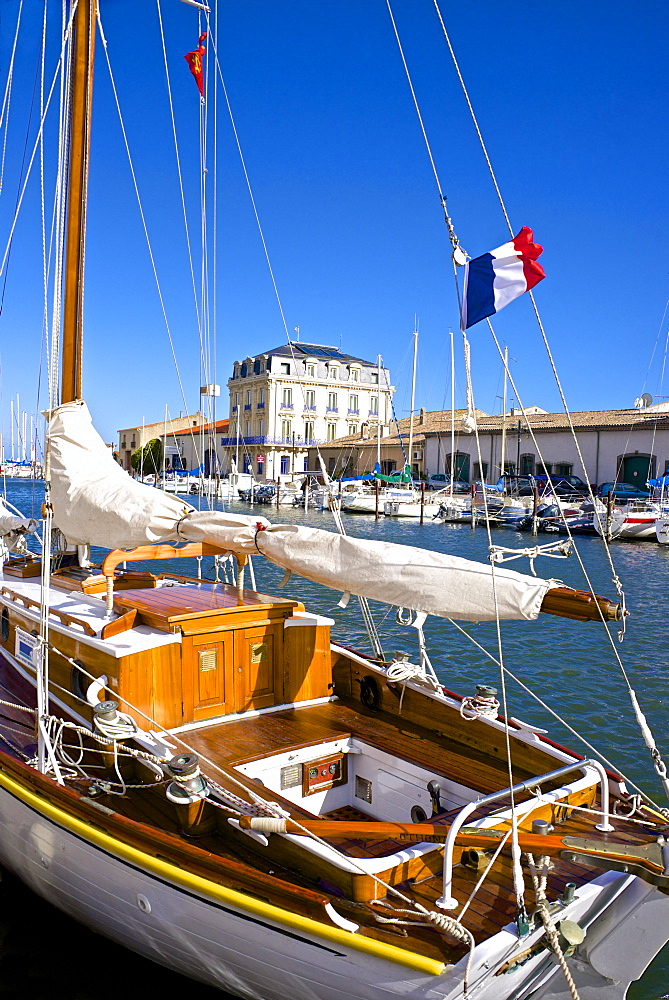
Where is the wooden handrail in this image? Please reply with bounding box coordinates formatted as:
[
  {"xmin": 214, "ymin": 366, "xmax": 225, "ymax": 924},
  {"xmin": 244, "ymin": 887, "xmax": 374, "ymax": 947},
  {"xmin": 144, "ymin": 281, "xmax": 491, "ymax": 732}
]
[
  {"xmin": 1, "ymin": 586, "xmax": 97, "ymax": 636},
  {"xmin": 101, "ymin": 542, "xmax": 229, "ymax": 579}
]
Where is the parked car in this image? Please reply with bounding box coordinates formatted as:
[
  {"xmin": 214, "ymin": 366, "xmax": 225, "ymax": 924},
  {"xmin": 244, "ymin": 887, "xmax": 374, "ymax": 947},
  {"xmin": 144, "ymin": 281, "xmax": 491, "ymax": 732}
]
[
  {"xmin": 427, "ymin": 474, "xmax": 470, "ymax": 492},
  {"xmin": 493, "ymin": 474, "xmax": 591, "ymax": 498},
  {"xmin": 597, "ymin": 482, "xmax": 650, "ymax": 501}
]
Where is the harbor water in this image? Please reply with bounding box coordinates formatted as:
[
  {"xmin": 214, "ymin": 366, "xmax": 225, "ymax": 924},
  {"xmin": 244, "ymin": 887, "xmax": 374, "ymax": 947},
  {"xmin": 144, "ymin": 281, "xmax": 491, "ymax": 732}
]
[{"xmin": 0, "ymin": 478, "xmax": 667, "ymax": 999}]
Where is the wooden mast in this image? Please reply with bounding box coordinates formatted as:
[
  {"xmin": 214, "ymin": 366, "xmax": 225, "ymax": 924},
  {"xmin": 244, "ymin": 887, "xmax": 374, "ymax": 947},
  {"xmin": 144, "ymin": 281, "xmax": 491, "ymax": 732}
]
[{"xmin": 61, "ymin": 0, "xmax": 97, "ymax": 404}]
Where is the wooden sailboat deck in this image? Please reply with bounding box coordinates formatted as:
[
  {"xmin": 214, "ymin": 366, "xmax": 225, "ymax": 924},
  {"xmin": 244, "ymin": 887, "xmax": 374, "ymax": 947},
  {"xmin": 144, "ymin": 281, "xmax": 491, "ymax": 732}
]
[{"xmin": 168, "ymin": 696, "xmax": 640, "ymax": 956}]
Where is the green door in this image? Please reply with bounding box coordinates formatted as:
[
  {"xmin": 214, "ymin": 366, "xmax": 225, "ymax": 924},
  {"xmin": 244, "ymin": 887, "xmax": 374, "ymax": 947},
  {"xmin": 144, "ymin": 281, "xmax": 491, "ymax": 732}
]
[
  {"xmin": 454, "ymin": 453, "xmax": 470, "ymax": 482},
  {"xmin": 622, "ymin": 455, "xmax": 652, "ymax": 486}
]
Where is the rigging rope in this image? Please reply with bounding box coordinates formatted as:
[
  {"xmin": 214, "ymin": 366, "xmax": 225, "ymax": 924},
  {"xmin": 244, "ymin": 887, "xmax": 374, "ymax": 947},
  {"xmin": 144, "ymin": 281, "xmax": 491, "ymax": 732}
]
[
  {"xmin": 0, "ymin": 0, "xmax": 23, "ymax": 198},
  {"xmin": 389, "ymin": 0, "xmax": 669, "ymax": 802}
]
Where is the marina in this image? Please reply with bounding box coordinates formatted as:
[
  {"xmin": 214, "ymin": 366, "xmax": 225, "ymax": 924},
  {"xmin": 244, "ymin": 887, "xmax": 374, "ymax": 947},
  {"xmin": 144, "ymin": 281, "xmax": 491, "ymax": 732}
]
[
  {"xmin": 0, "ymin": 2, "xmax": 668, "ymax": 999},
  {"xmin": 0, "ymin": 478, "xmax": 668, "ymax": 999}
]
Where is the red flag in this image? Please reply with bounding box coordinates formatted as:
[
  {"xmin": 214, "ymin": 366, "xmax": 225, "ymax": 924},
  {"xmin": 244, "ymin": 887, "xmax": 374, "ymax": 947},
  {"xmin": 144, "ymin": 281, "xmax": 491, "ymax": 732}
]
[{"xmin": 184, "ymin": 32, "xmax": 207, "ymax": 98}]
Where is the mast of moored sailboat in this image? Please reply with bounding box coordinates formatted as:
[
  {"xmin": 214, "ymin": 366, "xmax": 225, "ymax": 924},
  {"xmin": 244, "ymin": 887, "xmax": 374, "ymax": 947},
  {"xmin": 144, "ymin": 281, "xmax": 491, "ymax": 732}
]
[{"xmin": 61, "ymin": 0, "xmax": 97, "ymax": 404}]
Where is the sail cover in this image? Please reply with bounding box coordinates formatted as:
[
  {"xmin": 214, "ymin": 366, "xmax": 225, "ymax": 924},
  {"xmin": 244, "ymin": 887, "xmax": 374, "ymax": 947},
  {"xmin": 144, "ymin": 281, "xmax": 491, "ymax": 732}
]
[{"xmin": 47, "ymin": 401, "xmax": 558, "ymax": 622}]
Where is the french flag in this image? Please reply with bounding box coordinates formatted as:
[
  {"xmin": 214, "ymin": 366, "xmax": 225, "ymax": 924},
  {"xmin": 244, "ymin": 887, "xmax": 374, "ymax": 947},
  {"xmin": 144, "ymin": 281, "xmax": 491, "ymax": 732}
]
[{"xmin": 461, "ymin": 227, "xmax": 545, "ymax": 330}]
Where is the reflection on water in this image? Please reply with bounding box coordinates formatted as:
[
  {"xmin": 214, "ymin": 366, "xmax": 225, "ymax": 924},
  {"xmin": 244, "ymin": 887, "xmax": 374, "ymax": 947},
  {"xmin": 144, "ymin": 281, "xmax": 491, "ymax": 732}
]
[{"xmin": 1, "ymin": 480, "xmax": 667, "ymax": 999}]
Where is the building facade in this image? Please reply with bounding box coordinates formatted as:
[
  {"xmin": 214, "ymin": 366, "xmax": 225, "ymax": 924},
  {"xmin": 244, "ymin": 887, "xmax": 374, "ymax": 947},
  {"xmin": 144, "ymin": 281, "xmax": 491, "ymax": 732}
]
[
  {"xmin": 225, "ymin": 342, "xmax": 394, "ymax": 480},
  {"xmin": 117, "ymin": 414, "xmax": 203, "ymax": 472},
  {"xmin": 421, "ymin": 404, "xmax": 669, "ymax": 486}
]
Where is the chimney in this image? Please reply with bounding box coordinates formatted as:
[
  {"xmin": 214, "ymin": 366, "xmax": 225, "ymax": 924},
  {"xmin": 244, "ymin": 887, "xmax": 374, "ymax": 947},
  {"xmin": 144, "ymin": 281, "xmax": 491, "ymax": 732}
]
[{"xmin": 419, "ymin": 407, "xmax": 426, "ymax": 425}]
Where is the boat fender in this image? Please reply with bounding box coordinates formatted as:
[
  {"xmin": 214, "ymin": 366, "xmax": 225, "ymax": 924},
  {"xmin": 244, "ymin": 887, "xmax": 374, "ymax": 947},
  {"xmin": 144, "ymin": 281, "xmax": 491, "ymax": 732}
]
[{"xmin": 359, "ymin": 675, "xmax": 380, "ymax": 710}]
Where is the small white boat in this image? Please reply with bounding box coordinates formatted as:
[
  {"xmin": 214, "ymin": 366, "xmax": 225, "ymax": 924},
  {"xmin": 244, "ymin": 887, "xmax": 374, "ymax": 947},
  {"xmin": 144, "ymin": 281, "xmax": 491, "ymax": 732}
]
[
  {"xmin": 341, "ymin": 488, "xmax": 417, "ymax": 515},
  {"xmin": 594, "ymin": 501, "xmax": 661, "ymax": 540},
  {"xmin": 385, "ymin": 490, "xmax": 470, "ymax": 520}
]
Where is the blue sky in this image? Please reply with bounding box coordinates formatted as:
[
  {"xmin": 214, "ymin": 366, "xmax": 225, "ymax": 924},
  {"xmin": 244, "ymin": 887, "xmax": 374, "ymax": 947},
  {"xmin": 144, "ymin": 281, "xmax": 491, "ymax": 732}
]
[{"xmin": 0, "ymin": 0, "xmax": 668, "ymax": 448}]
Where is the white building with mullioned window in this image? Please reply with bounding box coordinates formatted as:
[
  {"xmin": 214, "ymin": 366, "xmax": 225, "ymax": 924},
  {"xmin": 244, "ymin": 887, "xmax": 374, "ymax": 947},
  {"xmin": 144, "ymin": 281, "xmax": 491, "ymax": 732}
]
[{"xmin": 225, "ymin": 342, "xmax": 394, "ymax": 480}]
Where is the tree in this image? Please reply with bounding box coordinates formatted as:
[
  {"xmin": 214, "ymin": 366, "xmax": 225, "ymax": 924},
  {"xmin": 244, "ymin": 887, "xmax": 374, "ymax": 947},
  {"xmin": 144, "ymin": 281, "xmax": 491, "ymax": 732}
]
[{"xmin": 130, "ymin": 438, "xmax": 163, "ymax": 475}]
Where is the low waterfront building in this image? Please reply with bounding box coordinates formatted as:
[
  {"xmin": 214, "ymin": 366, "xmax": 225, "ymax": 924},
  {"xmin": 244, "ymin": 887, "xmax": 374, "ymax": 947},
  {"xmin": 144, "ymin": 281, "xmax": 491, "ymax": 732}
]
[
  {"xmin": 308, "ymin": 408, "xmax": 484, "ymax": 481},
  {"xmin": 421, "ymin": 403, "xmax": 669, "ymax": 486},
  {"xmin": 225, "ymin": 342, "xmax": 394, "ymax": 481},
  {"xmin": 308, "ymin": 401, "xmax": 669, "ymax": 488},
  {"xmin": 117, "ymin": 414, "xmax": 203, "ymax": 472}
]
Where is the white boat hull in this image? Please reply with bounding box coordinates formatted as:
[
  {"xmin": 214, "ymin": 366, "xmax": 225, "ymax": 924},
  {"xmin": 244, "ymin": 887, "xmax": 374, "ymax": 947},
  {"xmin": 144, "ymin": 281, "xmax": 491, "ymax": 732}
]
[
  {"xmin": 655, "ymin": 510, "xmax": 669, "ymax": 544},
  {"xmin": 595, "ymin": 505, "xmax": 660, "ymax": 540},
  {"xmin": 0, "ymin": 771, "xmax": 667, "ymax": 1000}
]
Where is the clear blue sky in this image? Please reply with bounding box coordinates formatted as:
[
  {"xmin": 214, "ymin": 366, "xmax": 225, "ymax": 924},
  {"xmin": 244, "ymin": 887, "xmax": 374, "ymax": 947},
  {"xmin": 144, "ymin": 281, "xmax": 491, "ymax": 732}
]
[{"xmin": 0, "ymin": 0, "xmax": 668, "ymax": 448}]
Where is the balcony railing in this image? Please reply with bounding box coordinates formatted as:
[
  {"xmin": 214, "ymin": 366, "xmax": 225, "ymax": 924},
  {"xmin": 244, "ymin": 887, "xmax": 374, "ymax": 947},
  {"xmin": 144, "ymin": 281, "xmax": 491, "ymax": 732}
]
[
  {"xmin": 231, "ymin": 405, "xmax": 238, "ymax": 412},
  {"xmin": 303, "ymin": 405, "xmax": 316, "ymax": 411},
  {"xmin": 244, "ymin": 404, "xmax": 251, "ymax": 410},
  {"xmin": 368, "ymin": 409, "xmax": 379, "ymax": 416},
  {"xmin": 326, "ymin": 406, "xmax": 338, "ymax": 413},
  {"xmin": 219, "ymin": 436, "xmax": 325, "ymax": 447},
  {"xmin": 280, "ymin": 402, "xmax": 294, "ymax": 410},
  {"xmin": 257, "ymin": 402, "xmax": 265, "ymax": 409},
  {"xmin": 348, "ymin": 408, "xmax": 359, "ymax": 415}
]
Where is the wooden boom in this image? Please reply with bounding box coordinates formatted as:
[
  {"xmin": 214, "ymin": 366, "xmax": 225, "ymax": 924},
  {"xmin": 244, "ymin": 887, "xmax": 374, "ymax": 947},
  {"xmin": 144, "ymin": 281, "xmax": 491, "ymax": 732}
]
[{"xmin": 539, "ymin": 586, "xmax": 622, "ymax": 623}]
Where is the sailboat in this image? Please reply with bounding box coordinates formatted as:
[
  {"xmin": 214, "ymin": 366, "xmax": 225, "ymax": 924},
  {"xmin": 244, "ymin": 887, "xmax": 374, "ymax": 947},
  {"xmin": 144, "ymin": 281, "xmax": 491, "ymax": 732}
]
[{"xmin": 1, "ymin": 5, "xmax": 669, "ymax": 1000}]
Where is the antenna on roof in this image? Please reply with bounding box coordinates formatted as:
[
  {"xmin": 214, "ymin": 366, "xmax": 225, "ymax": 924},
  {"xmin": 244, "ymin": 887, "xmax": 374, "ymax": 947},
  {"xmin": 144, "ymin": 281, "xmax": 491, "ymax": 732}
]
[
  {"xmin": 634, "ymin": 392, "xmax": 653, "ymax": 409},
  {"xmin": 339, "ymin": 332, "xmax": 342, "ymax": 351},
  {"xmin": 294, "ymin": 326, "xmax": 300, "ymax": 342}
]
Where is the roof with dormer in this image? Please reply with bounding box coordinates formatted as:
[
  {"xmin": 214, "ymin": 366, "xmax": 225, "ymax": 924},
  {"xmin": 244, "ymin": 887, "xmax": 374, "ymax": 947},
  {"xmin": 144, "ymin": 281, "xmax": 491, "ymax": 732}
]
[{"xmin": 238, "ymin": 341, "xmax": 382, "ymax": 368}]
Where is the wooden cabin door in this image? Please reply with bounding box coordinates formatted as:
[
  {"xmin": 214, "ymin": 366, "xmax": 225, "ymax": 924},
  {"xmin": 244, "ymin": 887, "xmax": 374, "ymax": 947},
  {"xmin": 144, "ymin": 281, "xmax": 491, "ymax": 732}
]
[
  {"xmin": 190, "ymin": 631, "xmax": 234, "ymax": 721},
  {"xmin": 234, "ymin": 624, "xmax": 282, "ymax": 712}
]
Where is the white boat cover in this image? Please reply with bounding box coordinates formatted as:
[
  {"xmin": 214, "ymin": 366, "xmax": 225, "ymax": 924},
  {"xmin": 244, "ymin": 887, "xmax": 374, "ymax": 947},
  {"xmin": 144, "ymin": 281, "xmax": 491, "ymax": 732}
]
[
  {"xmin": 0, "ymin": 499, "xmax": 37, "ymax": 539},
  {"xmin": 47, "ymin": 400, "xmax": 558, "ymax": 622}
]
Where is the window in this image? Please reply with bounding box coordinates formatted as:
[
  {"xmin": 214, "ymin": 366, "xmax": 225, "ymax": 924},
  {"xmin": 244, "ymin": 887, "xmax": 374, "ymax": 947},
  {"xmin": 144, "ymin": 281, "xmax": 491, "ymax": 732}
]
[
  {"xmin": 381, "ymin": 460, "xmax": 396, "ymax": 476},
  {"xmin": 280, "ymin": 455, "xmax": 289, "ymax": 475},
  {"xmin": 282, "ymin": 387, "xmax": 293, "ymax": 408},
  {"xmin": 348, "ymin": 394, "xmax": 358, "ymax": 413},
  {"xmin": 304, "ymin": 389, "xmax": 315, "ymax": 409},
  {"xmin": 555, "ymin": 463, "xmax": 573, "ymax": 476},
  {"xmin": 246, "ymin": 391, "xmax": 252, "ymax": 405},
  {"xmin": 235, "ymin": 392, "xmax": 240, "ymax": 406},
  {"xmin": 328, "ymin": 365, "xmax": 338, "ymax": 379},
  {"xmin": 327, "ymin": 392, "xmax": 338, "ymax": 411},
  {"xmin": 303, "ymin": 457, "xmax": 309, "ymax": 472},
  {"xmin": 371, "ymin": 372, "xmax": 379, "ymax": 384},
  {"xmin": 304, "ymin": 421, "xmax": 314, "ymax": 442},
  {"xmin": 280, "ymin": 362, "xmax": 290, "ymax": 375},
  {"xmin": 520, "ymin": 454, "xmax": 535, "ymax": 475},
  {"xmin": 258, "ymin": 388, "xmax": 265, "ymax": 408},
  {"xmin": 257, "ymin": 460, "xmax": 264, "ymax": 475},
  {"xmin": 348, "ymin": 423, "xmax": 358, "ymax": 436},
  {"xmin": 369, "ymin": 397, "xmax": 378, "ymax": 415},
  {"xmin": 327, "ymin": 423, "xmax": 337, "ymax": 441},
  {"xmin": 281, "ymin": 419, "xmax": 292, "ymax": 441},
  {"xmin": 258, "ymin": 419, "xmax": 265, "ymax": 437},
  {"xmin": 350, "ymin": 368, "xmax": 359, "ymax": 381},
  {"xmin": 245, "ymin": 420, "xmax": 251, "ymax": 437},
  {"xmin": 306, "ymin": 364, "xmax": 315, "ymax": 378}
]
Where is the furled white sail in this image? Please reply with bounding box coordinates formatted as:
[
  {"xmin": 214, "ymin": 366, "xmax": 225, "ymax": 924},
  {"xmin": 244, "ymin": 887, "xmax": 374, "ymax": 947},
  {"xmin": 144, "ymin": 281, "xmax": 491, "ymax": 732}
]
[{"xmin": 48, "ymin": 400, "xmax": 557, "ymax": 622}]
